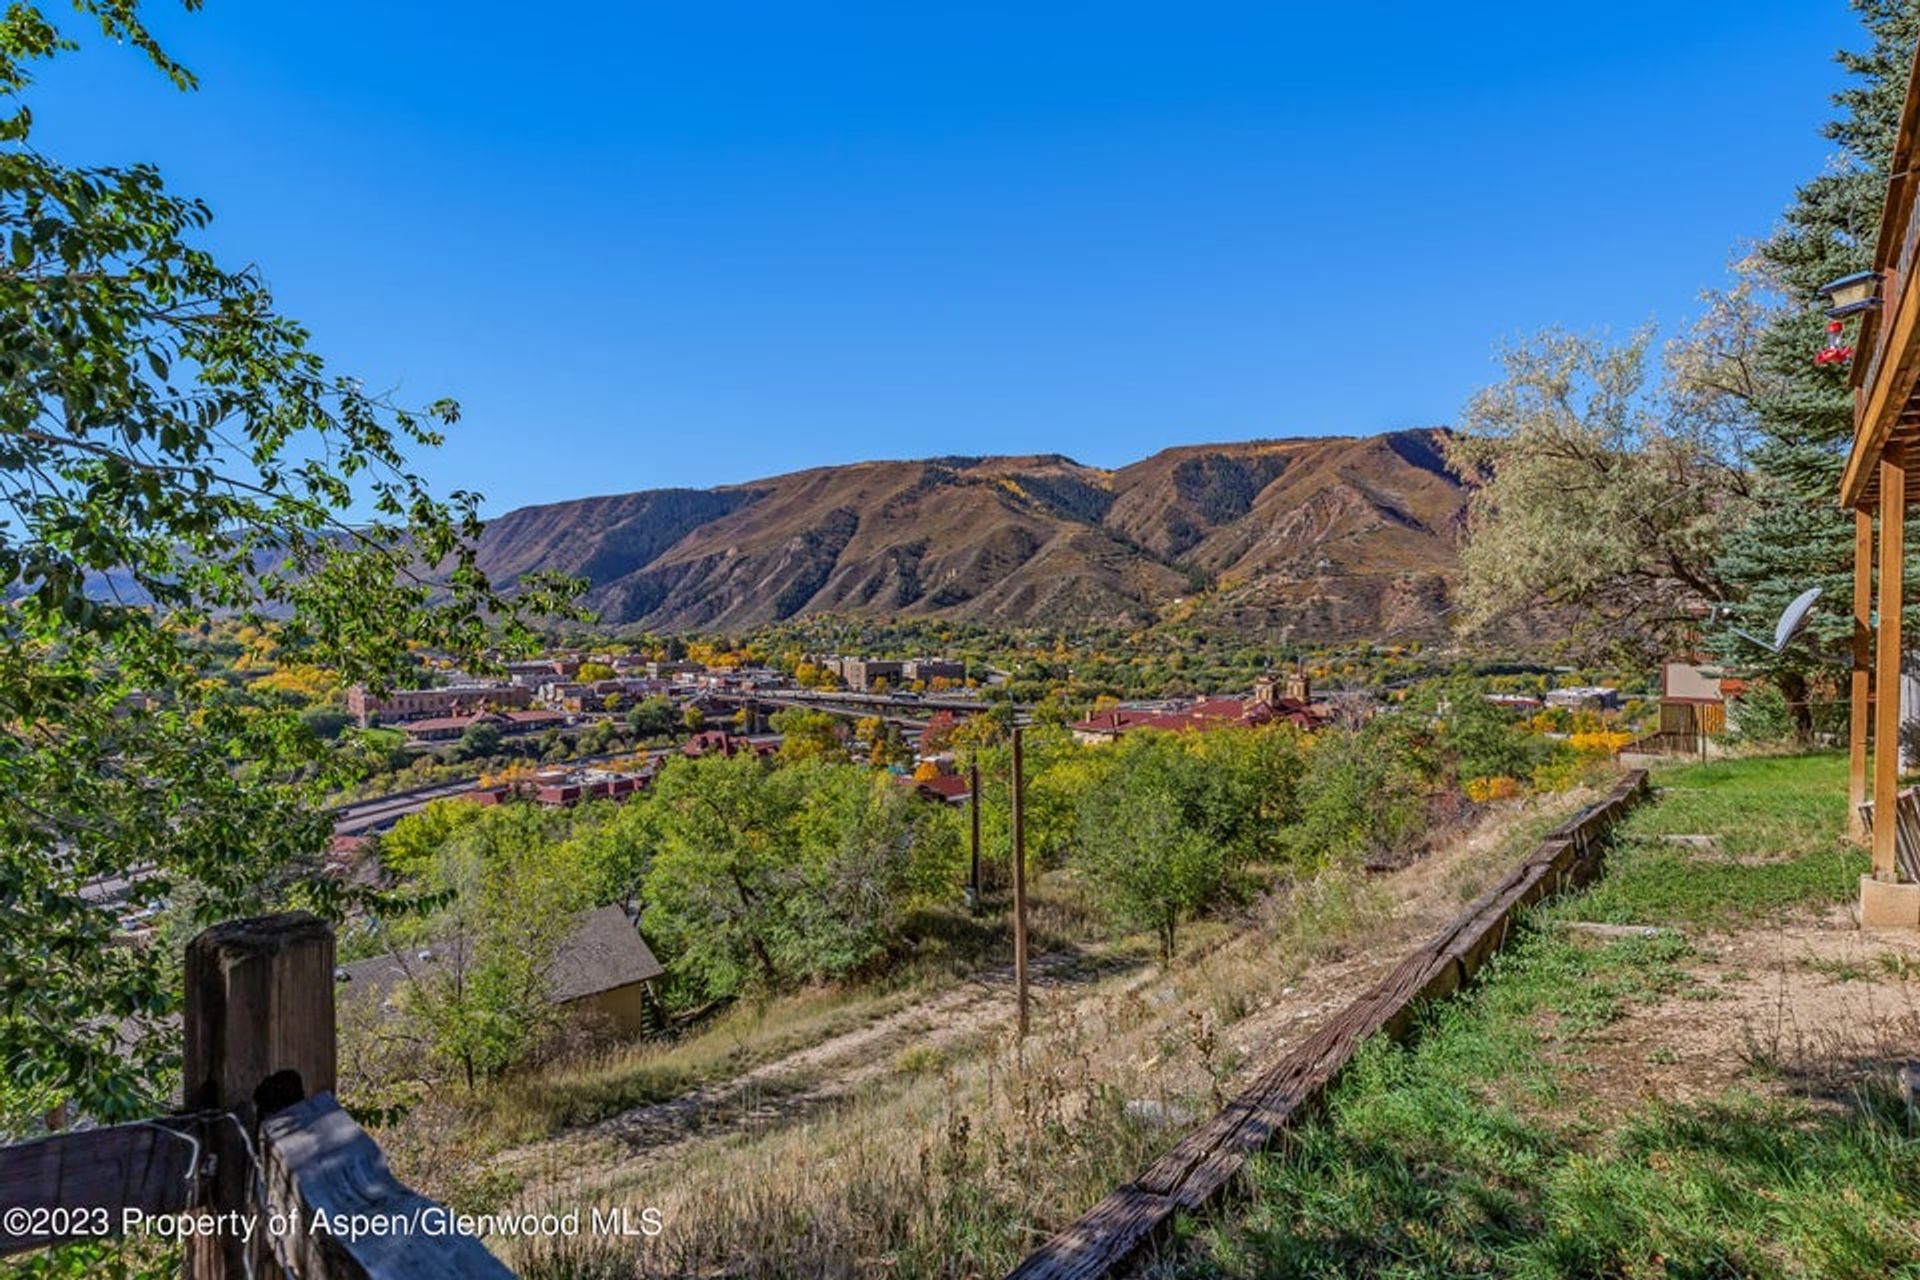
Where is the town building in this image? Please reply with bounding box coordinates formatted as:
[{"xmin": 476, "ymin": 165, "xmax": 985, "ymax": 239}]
[
  {"xmin": 681, "ymin": 729, "xmax": 777, "ymax": 759},
  {"xmin": 901, "ymin": 772, "xmax": 972, "ymax": 806},
  {"xmin": 1485, "ymin": 693, "xmax": 1545, "ymax": 711},
  {"xmin": 1069, "ymin": 671, "xmax": 1325, "ymax": 745},
  {"xmin": 1657, "ymin": 663, "xmax": 1738, "ymax": 740},
  {"xmin": 502, "ymin": 658, "xmax": 578, "ymax": 687},
  {"xmin": 399, "ymin": 708, "xmax": 564, "ymax": 743},
  {"xmin": 841, "ymin": 659, "xmax": 906, "ymax": 691},
  {"xmin": 471, "ymin": 763, "xmax": 653, "ymax": 808},
  {"xmin": 1543, "ymin": 685, "xmax": 1621, "ymax": 711},
  {"xmin": 345, "ymin": 682, "xmax": 532, "ymax": 727}
]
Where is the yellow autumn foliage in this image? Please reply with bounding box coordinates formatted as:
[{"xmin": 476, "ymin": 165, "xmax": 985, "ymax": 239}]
[{"xmin": 1465, "ymin": 775, "xmax": 1521, "ymax": 802}]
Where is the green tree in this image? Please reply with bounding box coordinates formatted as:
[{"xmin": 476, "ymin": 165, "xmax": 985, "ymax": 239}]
[
  {"xmin": 643, "ymin": 755, "xmax": 792, "ymax": 996},
  {"xmin": 626, "ymin": 695, "xmax": 676, "ymax": 738},
  {"xmin": 1073, "ymin": 733, "xmax": 1235, "ymax": 964},
  {"xmin": 576, "ymin": 718, "xmax": 616, "ymax": 755},
  {"xmin": 1430, "ymin": 679, "xmax": 1538, "ymax": 785},
  {"xmin": 378, "ymin": 796, "xmax": 488, "ymax": 879},
  {"xmin": 299, "ymin": 706, "xmax": 353, "ymax": 741},
  {"xmin": 564, "ymin": 799, "xmax": 662, "ymax": 911},
  {"xmin": 641, "ymin": 755, "xmax": 958, "ymax": 1002},
  {"xmin": 1714, "ymin": 0, "xmax": 1920, "ymax": 732},
  {"xmin": 1286, "ymin": 716, "xmax": 1434, "ymax": 869},
  {"xmin": 576, "ymin": 660, "xmax": 616, "ymax": 683},
  {"xmin": 368, "ymin": 805, "xmax": 587, "ymax": 1088},
  {"xmin": 0, "ymin": 4, "xmax": 579, "ymax": 1127},
  {"xmin": 1443, "ymin": 327, "xmax": 1751, "ymax": 659},
  {"xmin": 770, "ymin": 706, "xmax": 846, "ymax": 762},
  {"xmin": 458, "ymin": 718, "xmax": 503, "ymax": 760},
  {"xmin": 869, "ymin": 723, "xmax": 911, "ymax": 768}
]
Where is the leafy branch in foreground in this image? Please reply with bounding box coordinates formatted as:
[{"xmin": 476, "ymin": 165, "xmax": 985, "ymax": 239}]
[{"xmin": 0, "ymin": 2, "xmax": 581, "ymax": 1126}]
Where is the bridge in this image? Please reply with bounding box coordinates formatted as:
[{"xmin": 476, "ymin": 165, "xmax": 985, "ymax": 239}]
[{"xmin": 696, "ymin": 687, "xmax": 1028, "ymax": 730}]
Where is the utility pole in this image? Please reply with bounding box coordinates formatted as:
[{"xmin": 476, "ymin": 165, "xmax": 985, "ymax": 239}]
[
  {"xmin": 969, "ymin": 756, "xmax": 982, "ymax": 913},
  {"xmin": 1011, "ymin": 725, "xmax": 1029, "ymax": 1040}
]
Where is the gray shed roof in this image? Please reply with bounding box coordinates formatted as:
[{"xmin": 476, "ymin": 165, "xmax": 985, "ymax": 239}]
[{"xmin": 337, "ymin": 904, "xmax": 663, "ymax": 1006}]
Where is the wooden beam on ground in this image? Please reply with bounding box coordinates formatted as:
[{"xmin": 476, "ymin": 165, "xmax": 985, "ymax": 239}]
[
  {"xmin": 1002, "ymin": 771, "xmax": 1650, "ymax": 1280},
  {"xmin": 0, "ymin": 1118, "xmax": 211, "ymax": 1256},
  {"xmin": 259, "ymin": 1093, "xmax": 516, "ymax": 1280},
  {"xmin": 1875, "ymin": 445, "xmax": 1907, "ymax": 880},
  {"xmin": 1854, "ymin": 506, "xmax": 1875, "ymax": 844}
]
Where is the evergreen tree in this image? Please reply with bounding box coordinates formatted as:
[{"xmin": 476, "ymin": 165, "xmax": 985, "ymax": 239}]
[{"xmin": 1715, "ymin": 0, "xmax": 1920, "ymax": 730}]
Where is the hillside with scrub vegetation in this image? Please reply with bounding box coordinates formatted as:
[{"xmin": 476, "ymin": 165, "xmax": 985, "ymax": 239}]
[
  {"xmin": 321, "ymin": 696, "xmax": 1639, "ymax": 1278},
  {"xmin": 347, "ymin": 750, "xmax": 1916, "ymax": 1280}
]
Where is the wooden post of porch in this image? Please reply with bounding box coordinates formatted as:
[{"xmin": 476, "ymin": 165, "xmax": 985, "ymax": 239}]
[
  {"xmin": 1873, "ymin": 442, "xmax": 1907, "ymax": 880},
  {"xmin": 1852, "ymin": 507, "xmax": 1874, "ymax": 843}
]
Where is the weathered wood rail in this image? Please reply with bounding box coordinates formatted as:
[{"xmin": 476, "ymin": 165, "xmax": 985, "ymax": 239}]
[
  {"xmin": 1857, "ymin": 787, "xmax": 1920, "ymax": 883},
  {"xmin": 0, "ymin": 912, "xmax": 516, "ymax": 1278},
  {"xmin": 1005, "ymin": 770, "xmax": 1651, "ymax": 1280}
]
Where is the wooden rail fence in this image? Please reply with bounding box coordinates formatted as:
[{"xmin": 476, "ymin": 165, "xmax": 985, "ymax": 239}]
[
  {"xmin": 0, "ymin": 912, "xmax": 516, "ymax": 1278},
  {"xmin": 1857, "ymin": 786, "xmax": 1920, "ymax": 882},
  {"xmin": 1005, "ymin": 769, "xmax": 1651, "ymax": 1280}
]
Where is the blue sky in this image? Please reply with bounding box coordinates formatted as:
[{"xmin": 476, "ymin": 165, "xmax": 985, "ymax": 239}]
[{"xmin": 29, "ymin": 2, "xmax": 1865, "ymax": 514}]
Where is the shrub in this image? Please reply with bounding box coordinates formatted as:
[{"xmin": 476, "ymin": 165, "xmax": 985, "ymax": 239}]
[
  {"xmin": 1728, "ymin": 684, "xmax": 1795, "ymax": 745},
  {"xmin": 1464, "ymin": 775, "xmax": 1521, "ymax": 802}
]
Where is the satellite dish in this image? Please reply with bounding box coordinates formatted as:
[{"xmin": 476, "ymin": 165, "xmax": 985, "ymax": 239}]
[
  {"xmin": 1772, "ymin": 587, "xmax": 1823, "ymax": 652},
  {"xmin": 1722, "ymin": 586, "xmax": 1823, "ymax": 655}
]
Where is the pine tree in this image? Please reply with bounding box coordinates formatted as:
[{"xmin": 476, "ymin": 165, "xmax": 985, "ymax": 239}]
[{"xmin": 1715, "ymin": 0, "xmax": 1920, "ymax": 731}]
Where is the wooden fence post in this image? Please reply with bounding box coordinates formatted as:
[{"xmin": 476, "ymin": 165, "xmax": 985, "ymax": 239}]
[
  {"xmin": 183, "ymin": 911, "xmax": 337, "ymax": 1280},
  {"xmin": 970, "ymin": 757, "xmax": 983, "ymax": 914},
  {"xmin": 1012, "ymin": 726, "xmax": 1029, "ymax": 1041}
]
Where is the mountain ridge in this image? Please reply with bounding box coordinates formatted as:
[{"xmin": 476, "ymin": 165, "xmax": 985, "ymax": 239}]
[{"xmin": 472, "ymin": 428, "xmax": 1470, "ymax": 638}]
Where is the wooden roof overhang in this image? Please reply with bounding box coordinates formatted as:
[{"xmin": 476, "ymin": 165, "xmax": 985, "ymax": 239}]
[{"xmin": 1841, "ymin": 39, "xmax": 1920, "ymax": 511}]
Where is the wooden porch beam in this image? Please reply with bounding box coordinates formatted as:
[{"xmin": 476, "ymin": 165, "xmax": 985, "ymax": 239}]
[
  {"xmin": 1853, "ymin": 507, "xmax": 1874, "ymax": 844},
  {"xmin": 1874, "ymin": 443, "xmax": 1907, "ymax": 879}
]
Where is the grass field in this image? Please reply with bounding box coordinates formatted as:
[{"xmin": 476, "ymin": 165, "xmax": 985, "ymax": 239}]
[{"xmin": 1167, "ymin": 752, "xmax": 1920, "ymax": 1280}]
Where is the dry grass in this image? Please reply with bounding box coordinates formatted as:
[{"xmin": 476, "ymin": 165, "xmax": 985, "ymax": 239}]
[{"xmin": 437, "ymin": 785, "xmax": 1608, "ymax": 1280}]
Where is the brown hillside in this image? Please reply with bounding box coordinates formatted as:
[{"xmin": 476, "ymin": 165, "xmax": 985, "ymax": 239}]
[{"xmin": 472, "ymin": 429, "xmax": 1467, "ymax": 638}]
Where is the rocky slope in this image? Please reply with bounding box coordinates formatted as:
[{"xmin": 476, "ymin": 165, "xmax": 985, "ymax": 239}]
[{"xmin": 473, "ymin": 429, "xmax": 1468, "ymax": 638}]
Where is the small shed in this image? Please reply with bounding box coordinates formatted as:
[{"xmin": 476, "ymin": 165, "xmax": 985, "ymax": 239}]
[
  {"xmin": 336, "ymin": 904, "xmax": 664, "ymax": 1034},
  {"xmin": 1658, "ymin": 662, "xmax": 1731, "ymax": 740}
]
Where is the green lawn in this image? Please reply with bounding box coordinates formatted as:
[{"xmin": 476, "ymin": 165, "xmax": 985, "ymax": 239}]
[{"xmin": 1168, "ymin": 753, "xmax": 1920, "ymax": 1280}]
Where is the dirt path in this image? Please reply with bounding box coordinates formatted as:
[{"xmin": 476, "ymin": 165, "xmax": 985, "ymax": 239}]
[
  {"xmin": 492, "ymin": 950, "xmax": 1127, "ymax": 1191},
  {"xmin": 1564, "ymin": 904, "xmax": 1920, "ymax": 1117},
  {"xmin": 491, "ymin": 790, "xmax": 1592, "ymax": 1207}
]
